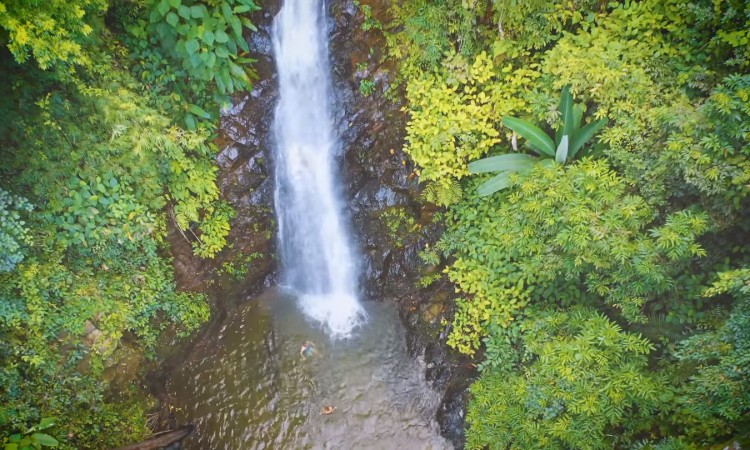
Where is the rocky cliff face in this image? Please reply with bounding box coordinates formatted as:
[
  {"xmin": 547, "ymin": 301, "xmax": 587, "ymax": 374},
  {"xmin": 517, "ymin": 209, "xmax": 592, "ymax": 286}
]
[{"xmin": 167, "ymin": 0, "xmax": 475, "ymax": 446}]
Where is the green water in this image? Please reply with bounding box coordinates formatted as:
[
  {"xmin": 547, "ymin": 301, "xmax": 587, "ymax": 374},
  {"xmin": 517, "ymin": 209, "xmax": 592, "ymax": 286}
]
[{"xmin": 168, "ymin": 290, "xmax": 452, "ymax": 449}]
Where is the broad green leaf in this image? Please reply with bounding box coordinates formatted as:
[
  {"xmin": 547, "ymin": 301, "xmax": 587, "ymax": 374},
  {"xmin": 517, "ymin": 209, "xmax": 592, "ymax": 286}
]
[
  {"xmin": 235, "ymin": 56, "xmax": 257, "ymax": 65},
  {"xmin": 559, "ymin": 85, "xmax": 575, "ymax": 142},
  {"xmin": 184, "ymin": 113, "xmax": 197, "ymax": 130},
  {"xmin": 215, "ymin": 45, "xmax": 229, "ymax": 58},
  {"xmin": 214, "ymin": 30, "xmax": 229, "ymax": 44},
  {"xmin": 190, "ymin": 53, "xmax": 203, "ymax": 69},
  {"xmin": 237, "ymin": 36, "xmax": 249, "ymax": 53},
  {"xmin": 30, "ymin": 434, "xmax": 58, "ymax": 447},
  {"xmin": 555, "ymin": 135, "xmax": 569, "ymax": 164},
  {"xmin": 229, "ymin": 15, "xmax": 242, "ymax": 40},
  {"xmin": 178, "ymin": 5, "xmax": 191, "ymax": 19},
  {"xmin": 166, "ymin": 12, "xmax": 179, "ymax": 27},
  {"xmin": 157, "ymin": 0, "xmax": 170, "ymax": 16},
  {"xmin": 221, "ymin": 67, "xmax": 235, "ymax": 92},
  {"xmin": 570, "ymin": 119, "xmax": 607, "ymax": 158},
  {"xmin": 188, "ymin": 104, "xmax": 211, "ymax": 119},
  {"xmin": 185, "ymin": 39, "xmax": 199, "ymax": 55},
  {"xmin": 234, "ymin": 5, "xmax": 252, "ymax": 13},
  {"xmin": 228, "ymin": 62, "xmax": 246, "ymax": 79},
  {"xmin": 9, "ymin": 435, "xmax": 22, "ymax": 443},
  {"xmin": 477, "ymin": 171, "xmax": 514, "ymax": 197},
  {"xmin": 190, "ymin": 5, "xmax": 205, "ymax": 18},
  {"xmin": 215, "ymin": 72, "xmax": 227, "ymax": 94},
  {"xmin": 174, "ymin": 38, "xmax": 187, "ymax": 56},
  {"xmin": 226, "ymin": 38, "xmax": 238, "ymax": 54},
  {"xmin": 5, "ymin": 443, "xmax": 18, "ymax": 450},
  {"xmin": 202, "ymin": 30, "xmax": 215, "ymax": 45},
  {"xmin": 221, "ymin": 2, "xmax": 233, "ymax": 21},
  {"xmin": 185, "ymin": 24, "xmax": 199, "ymax": 41},
  {"xmin": 502, "ymin": 117, "xmax": 555, "ymax": 157},
  {"xmin": 468, "ymin": 153, "xmax": 535, "ymax": 174},
  {"xmin": 168, "ymin": 0, "xmax": 181, "ymax": 7},
  {"xmin": 240, "ymin": 17, "xmax": 258, "ymax": 31},
  {"xmin": 573, "ymin": 104, "xmax": 584, "ymax": 132}
]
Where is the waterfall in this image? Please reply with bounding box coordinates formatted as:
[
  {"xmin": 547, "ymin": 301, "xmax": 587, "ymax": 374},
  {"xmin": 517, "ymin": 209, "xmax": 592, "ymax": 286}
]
[{"xmin": 271, "ymin": 0, "xmax": 365, "ymax": 337}]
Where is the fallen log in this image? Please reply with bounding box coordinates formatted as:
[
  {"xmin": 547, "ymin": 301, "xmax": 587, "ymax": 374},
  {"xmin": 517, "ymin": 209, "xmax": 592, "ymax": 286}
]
[{"xmin": 112, "ymin": 425, "xmax": 194, "ymax": 450}]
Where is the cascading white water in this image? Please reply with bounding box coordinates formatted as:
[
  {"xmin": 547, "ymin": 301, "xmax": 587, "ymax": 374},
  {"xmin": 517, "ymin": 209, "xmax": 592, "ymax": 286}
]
[{"xmin": 272, "ymin": 0, "xmax": 365, "ymax": 337}]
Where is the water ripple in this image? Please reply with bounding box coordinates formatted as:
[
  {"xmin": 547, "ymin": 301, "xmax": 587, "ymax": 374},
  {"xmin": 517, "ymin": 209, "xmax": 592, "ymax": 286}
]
[{"xmin": 169, "ymin": 292, "xmax": 452, "ymax": 449}]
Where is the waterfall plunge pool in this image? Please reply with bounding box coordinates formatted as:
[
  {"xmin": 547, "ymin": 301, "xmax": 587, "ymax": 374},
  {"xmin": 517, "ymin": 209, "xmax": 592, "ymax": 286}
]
[{"xmin": 168, "ymin": 290, "xmax": 453, "ymax": 449}]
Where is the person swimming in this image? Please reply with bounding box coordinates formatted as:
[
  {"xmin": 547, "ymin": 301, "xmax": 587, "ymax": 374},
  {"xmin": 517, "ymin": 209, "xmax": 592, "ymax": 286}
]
[{"xmin": 300, "ymin": 341, "xmax": 318, "ymax": 359}]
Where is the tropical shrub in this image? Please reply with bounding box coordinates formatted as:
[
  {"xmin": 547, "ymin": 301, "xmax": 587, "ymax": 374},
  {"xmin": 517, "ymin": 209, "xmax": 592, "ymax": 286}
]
[
  {"xmin": 443, "ymin": 159, "xmax": 708, "ymax": 353},
  {"xmin": 0, "ymin": 0, "xmax": 108, "ymax": 71},
  {"xmin": 670, "ymin": 268, "xmax": 750, "ymax": 442},
  {"xmin": 2, "ymin": 417, "xmax": 60, "ymax": 450},
  {"xmin": 403, "ymin": 50, "xmax": 545, "ymax": 183},
  {"xmin": 468, "ymin": 85, "xmax": 606, "ymax": 196},
  {"xmin": 123, "ymin": 0, "xmax": 260, "ymax": 129},
  {"xmin": 467, "ymin": 308, "xmax": 663, "ymax": 449},
  {"xmin": 404, "ymin": 52, "xmax": 501, "ymax": 183}
]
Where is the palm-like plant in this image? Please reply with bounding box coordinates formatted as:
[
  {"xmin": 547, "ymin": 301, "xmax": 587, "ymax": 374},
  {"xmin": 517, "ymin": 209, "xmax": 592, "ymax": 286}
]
[{"xmin": 469, "ymin": 86, "xmax": 607, "ymax": 196}]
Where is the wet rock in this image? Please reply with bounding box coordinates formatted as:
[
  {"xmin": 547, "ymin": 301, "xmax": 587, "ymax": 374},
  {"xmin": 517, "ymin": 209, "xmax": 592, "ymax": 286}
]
[
  {"xmin": 437, "ymin": 381, "xmax": 471, "ymax": 446},
  {"xmin": 103, "ymin": 342, "xmax": 145, "ymax": 391},
  {"xmin": 84, "ymin": 328, "xmax": 103, "ymax": 347},
  {"xmin": 422, "ymin": 302, "xmax": 445, "ymax": 323},
  {"xmin": 352, "ymin": 182, "xmax": 405, "ymax": 212},
  {"xmin": 216, "ymin": 146, "xmax": 240, "ymax": 169},
  {"xmin": 83, "ymin": 319, "xmax": 97, "ymax": 336}
]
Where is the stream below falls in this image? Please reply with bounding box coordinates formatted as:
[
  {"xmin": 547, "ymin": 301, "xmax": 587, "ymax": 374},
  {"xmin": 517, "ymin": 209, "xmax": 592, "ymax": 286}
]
[{"xmin": 168, "ymin": 290, "xmax": 453, "ymax": 449}]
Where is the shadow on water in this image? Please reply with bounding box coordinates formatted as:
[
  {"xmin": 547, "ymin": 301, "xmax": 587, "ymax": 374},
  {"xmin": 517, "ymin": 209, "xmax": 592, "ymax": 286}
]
[{"xmin": 168, "ymin": 289, "xmax": 452, "ymax": 449}]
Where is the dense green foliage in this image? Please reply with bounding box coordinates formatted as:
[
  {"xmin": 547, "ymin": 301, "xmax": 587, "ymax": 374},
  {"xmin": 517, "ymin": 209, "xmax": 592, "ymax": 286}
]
[
  {"xmin": 0, "ymin": 189, "xmax": 32, "ymax": 273},
  {"xmin": 3, "ymin": 417, "xmax": 60, "ymax": 450},
  {"xmin": 468, "ymin": 308, "xmax": 662, "ymax": 449},
  {"xmin": 125, "ymin": 0, "xmax": 259, "ymax": 129},
  {"xmin": 442, "ymin": 160, "xmax": 708, "ymax": 354},
  {"xmin": 377, "ymin": 0, "xmax": 750, "ymax": 446},
  {"xmin": 0, "ymin": 0, "xmax": 257, "ymax": 447}
]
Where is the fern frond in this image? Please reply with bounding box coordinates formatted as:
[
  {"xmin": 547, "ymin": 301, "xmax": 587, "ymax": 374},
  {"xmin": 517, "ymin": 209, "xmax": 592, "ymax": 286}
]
[{"xmin": 421, "ymin": 180, "xmax": 463, "ymax": 207}]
